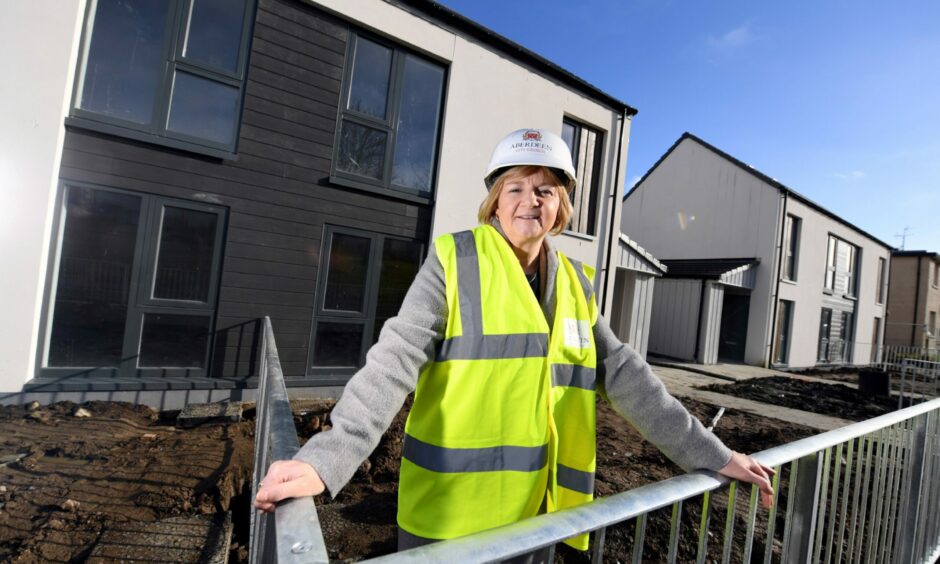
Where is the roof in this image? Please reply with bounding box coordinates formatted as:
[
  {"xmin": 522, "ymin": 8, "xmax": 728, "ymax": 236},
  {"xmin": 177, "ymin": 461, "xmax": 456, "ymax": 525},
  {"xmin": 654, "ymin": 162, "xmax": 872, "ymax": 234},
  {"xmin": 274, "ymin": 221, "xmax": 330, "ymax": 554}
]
[
  {"xmin": 893, "ymin": 250, "xmax": 940, "ymax": 261},
  {"xmin": 624, "ymin": 132, "xmax": 893, "ymax": 250},
  {"xmin": 391, "ymin": 0, "xmax": 637, "ymax": 116},
  {"xmin": 660, "ymin": 258, "xmax": 758, "ymax": 279},
  {"xmin": 618, "ymin": 233, "xmax": 667, "ymax": 274}
]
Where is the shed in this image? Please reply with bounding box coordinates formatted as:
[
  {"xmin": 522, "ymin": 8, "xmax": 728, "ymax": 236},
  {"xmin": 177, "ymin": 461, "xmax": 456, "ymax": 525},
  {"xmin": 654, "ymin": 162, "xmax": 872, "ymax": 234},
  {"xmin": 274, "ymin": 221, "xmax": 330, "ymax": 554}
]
[{"xmin": 608, "ymin": 234, "xmax": 667, "ymax": 358}]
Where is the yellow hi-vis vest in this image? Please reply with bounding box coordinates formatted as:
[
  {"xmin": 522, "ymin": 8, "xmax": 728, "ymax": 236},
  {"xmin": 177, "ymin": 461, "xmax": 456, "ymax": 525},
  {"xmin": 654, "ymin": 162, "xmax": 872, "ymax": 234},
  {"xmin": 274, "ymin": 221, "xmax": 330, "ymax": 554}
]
[{"xmin": 398, "ymin": 224, "xmax": 599, "ymax": 550}]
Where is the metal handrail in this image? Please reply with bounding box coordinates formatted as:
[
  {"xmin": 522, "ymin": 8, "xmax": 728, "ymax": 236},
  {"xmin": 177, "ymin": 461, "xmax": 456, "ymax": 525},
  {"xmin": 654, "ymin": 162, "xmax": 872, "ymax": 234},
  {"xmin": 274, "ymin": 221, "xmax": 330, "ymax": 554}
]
[
  {"xmin": 250, "ymin": 317, "xmax": 328, "ymax": 563},
  {"xmin": 372, "ymin": 397, "xmax": 940, "ymax": 563}
]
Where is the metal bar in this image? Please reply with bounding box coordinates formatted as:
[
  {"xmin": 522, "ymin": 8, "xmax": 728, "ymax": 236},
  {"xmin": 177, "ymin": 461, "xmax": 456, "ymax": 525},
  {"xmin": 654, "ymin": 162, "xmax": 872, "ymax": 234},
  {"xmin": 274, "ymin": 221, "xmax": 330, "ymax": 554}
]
[
  {"xmin": 918, "ymin": 413, "xmax": 940, "ymax": 561},
  {"xmin": 782, "ymin": 453, "xmax": 823, "ymax": 564},
  {"xmin": 780, "ymin": 461, "xmax": 800, "ymax": 564},
  {"xmin": 742, "ymin": 483, "xmax": 759, "ymax": 564},
  {"xmin": 877, "ymin": 423, "xmax": 902, "ymax": 564},
  {"xmin": 846, "ymin": 435, "xmax": 868, "ymax": 564},
  {"xmin": 833, "ymin": 438, "xmax": 854, "ymax": 564},
  {"xmin": 667, "ymin": 500, "xmax": 682, "ymax": 564},
  {"xmin": 823, "ymin": 444, "xmax": 843, "ymax": 564},
  {"xmin": 853, "ymin": 430, "xmax": 876, "ymax": 561},
  {"xmin": 866, "ymin": 428, "xmax": 889, "ymax": 564},
  {"xmin": 763, "ymin": 466, "xmax": 781, "ymax": 564},
  {"xmin": 696, "ymin": 491, "xmax": 712, "ymax": 564},
  {"xmin": 590, "ymin": 526, "xmax": 606, "ymax": 564},
  {"xmin": 632, "ymin": 514, "xmax": 646, "ymax": 564},
  {"xmin": 812, "ymin": 447, "xmax": 832, "ymax": 563},
  {"xmin": 883, "ymin": 419, "xmax": 909, "ymax": 564},
  {"xmin": 721, "ymin": 481, "xmax": 736, "ymax": 564}
]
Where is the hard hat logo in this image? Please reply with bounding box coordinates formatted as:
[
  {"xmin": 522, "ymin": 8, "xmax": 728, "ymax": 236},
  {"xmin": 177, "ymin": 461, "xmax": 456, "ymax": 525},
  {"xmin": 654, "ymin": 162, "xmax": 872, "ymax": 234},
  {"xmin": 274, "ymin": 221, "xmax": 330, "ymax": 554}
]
[{"xmin": 484, "ymin": 128, "xmax": 579, "ymax": 194}]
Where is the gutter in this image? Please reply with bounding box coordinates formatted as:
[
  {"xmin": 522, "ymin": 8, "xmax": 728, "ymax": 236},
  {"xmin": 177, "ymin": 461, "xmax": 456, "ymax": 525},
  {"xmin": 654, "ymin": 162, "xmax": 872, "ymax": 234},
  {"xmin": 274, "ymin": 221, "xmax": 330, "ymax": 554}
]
[
  {"xmin": 600, "ymin": 108, "xmax": 628, "ymax": 312},
  {"xmin": 768, "ymin": 190, "xmax": 788, "ymax": 366}
]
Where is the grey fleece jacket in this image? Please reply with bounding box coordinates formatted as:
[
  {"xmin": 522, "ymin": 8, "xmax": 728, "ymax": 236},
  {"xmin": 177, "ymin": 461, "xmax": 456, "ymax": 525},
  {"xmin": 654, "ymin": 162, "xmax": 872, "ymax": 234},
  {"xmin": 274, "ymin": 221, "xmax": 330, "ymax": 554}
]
[{"xmin": 293, "ymin": 229, "xmax": 733, "ymax": 497}]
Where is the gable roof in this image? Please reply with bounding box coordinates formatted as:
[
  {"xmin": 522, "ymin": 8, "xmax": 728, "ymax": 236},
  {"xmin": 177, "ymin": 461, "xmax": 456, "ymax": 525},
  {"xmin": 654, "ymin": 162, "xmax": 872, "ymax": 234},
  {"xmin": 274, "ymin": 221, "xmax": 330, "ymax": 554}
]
[
  {"xmin": 391, "ymin": 0, "xmax": 637, "ymax": 116},
  {"xmin": 618, "ymin": 233, "xmax": 667, "ymax": 274},
  {"xmin": 660, "ymin": 258, "xmax": 758, "ymax": 279},
  {"xmin": 624, "ymin": 132, "xmax": 893, "ymax": 250}
]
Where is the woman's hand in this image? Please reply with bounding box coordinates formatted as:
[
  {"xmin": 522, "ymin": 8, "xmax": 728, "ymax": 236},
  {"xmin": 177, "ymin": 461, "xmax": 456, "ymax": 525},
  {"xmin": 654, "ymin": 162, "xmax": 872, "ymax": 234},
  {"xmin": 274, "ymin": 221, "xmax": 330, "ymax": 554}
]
[
  {"xmin": 718, "ymin": 451, "xmax": 776, "ymax": 508},
  {"xmin": 253, "ymin": 460, "xmax": 326, "ymax": 513}
]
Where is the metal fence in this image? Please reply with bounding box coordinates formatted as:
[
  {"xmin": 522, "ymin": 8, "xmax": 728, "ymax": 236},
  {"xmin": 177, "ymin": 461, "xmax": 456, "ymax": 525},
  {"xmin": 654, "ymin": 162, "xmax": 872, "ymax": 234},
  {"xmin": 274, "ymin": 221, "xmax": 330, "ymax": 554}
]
[
  {"xmin": 250, "ymin": 317, "xmax": 328, "ymax": 564},
  {"xmin": 249, "ymin": 319, "xmax": 940, "ymax": 562},
  {"xmin": 372, "ymin": 398, "xmax": 940, "ymax": 563},
  {"xmin": 877, "ymin": 345, "xmax": 940, "ymax": 372}
]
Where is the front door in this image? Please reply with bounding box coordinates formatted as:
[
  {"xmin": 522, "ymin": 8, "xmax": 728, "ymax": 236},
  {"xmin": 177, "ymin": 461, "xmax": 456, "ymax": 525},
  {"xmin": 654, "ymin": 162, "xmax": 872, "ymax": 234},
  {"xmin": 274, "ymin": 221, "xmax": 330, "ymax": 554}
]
[{"xmin": 718, "ymin": 293, "xmax": 750, "ymax": 362}]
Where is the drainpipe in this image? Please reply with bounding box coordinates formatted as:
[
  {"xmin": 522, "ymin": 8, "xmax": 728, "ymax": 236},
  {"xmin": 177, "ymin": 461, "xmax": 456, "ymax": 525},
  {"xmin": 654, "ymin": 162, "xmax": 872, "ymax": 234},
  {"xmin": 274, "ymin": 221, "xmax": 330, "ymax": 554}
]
[
  {"xmin": 693, "ymin": 280, "xmax": 707, "ymax": 362},
  {"xmin": 911, "ymin": 256, "xmax": 923, "ymax": 346},
  {"xmin": 599, "ymin": 107, "xmax": 628, "ymax": 314},
  {"xmin": 768, "ymin": 190, "xmax": 788, "ymax": 366}
]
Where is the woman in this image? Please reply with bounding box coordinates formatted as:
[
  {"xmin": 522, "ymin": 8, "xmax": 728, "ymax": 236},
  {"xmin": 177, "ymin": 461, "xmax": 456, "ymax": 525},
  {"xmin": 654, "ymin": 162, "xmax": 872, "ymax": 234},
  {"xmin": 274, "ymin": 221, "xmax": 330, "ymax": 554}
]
[{"xmin": 254, "ymin": 128, "xmax": 774, "ymax": 552}]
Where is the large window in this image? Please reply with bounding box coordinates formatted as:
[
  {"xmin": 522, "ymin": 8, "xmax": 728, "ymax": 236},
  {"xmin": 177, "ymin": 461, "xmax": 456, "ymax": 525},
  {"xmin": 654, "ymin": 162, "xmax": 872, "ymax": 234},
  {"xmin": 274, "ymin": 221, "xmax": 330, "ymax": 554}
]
[
  {"xmin": 876, "ymin": 257, "xmax": 887, "ymax": 304},
  {"xmin": 824, "ymin": 236, "xmax": 837, "ymax": 291},
  {"xmin": 561, "ymin": 118, "xmax": 603, "ymax": 236},
  {"xmin": 69, "ymin": 0, "xmax": 254, "ymax": 157},
  {"xmin": 332, "ymin": 33, "xmax": 446, "ymax": 201},
  {"xmin": 44, "ymin": 184, "xmax": 225, "ymax": 377},
  {"xmin": 824, "ymin": 234, "xmax": 860, "ymax": 296},
  {"xmin": 308, "ymin": 226, "xmax": 424, "ymax": 380},
  {"xmin": 773, "ymin": 300, "xmax": 794, "ymax": 365},
  {"xmin": 782, "ymin": 214, "xmax": 801, "ymax": 281},
  {"xmin": 817, "ymin": 307, "xmax": 833, "ymax": 362},
  {"xmin": 844, "ymin": 243, "xmax": 859, "ymax": 297}
]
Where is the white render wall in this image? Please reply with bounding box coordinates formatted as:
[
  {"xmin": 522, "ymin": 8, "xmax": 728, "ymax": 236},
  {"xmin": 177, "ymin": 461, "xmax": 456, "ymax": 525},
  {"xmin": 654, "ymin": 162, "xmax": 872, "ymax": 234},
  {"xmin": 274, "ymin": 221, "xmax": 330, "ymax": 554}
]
[
  {"xmin": 311, "ymin": 0, "xmax": 630, "ymax": 318},
  {"xmin": 621, "ymin": 139, "xmax": 783, "ymax": 365},
  {"xmin": 777, "ymin": 198, "xmax": 890, "ymax": 367},
  {"xmin": 0, "ymin": 1, "xmax": 85, "ymax": 393}
]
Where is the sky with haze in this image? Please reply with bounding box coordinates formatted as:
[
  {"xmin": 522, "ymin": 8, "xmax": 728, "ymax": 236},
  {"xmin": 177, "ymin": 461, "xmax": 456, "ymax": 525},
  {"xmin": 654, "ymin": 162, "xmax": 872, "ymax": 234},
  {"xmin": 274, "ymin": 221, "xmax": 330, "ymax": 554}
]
[{"xmin": 437, "ymin": 0, "xmax": 940, "ymax": 251}]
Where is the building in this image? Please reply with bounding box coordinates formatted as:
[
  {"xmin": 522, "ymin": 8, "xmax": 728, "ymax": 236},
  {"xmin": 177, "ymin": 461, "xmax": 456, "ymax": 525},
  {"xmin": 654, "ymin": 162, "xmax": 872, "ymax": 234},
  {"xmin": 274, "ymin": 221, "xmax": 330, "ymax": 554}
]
[
  {"xmin": 1, "ymin": 0, "xmax": 640, "ymax": 407},
  {"xmin": 621, "ymin": 133, "xmax": 892, "ymax": 368},
  {"xmin": 885, "ymin": 251, "xmax": 940, "ymax": 349}
]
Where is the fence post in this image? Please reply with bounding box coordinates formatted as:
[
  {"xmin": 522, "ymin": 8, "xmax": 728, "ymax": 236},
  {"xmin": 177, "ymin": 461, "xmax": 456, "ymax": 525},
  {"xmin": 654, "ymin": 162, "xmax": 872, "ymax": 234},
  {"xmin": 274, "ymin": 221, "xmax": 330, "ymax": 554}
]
[
  {"xmin": 783, "ymin": 453, "xmax": 823, "ymax": 564},
  {"xmin": 897, "ymin": 413, "xmax": 930, "ymax": 563}
]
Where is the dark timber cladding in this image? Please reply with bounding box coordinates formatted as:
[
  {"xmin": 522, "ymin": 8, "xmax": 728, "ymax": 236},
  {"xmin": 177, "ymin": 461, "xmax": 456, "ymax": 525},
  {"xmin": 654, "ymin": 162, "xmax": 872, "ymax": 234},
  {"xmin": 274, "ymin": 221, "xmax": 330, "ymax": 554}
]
[{"xmin": 58, "ymin": 0, "xmax": 432, "ymax": 381}]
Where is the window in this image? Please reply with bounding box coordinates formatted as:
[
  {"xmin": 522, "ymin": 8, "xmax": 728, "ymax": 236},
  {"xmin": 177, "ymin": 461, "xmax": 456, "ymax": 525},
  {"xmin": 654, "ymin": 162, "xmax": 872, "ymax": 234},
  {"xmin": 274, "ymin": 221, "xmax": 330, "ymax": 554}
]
[
  {"xmin": 876, "ymin": 257, "xmax": 887, "ymax": 304},
  {"xmin": 844, "ymin": 243, "xmax": 859, "ymax": 297},
  {"xmin": 825, "ymin": 236, "xmax": 836, "ymax": 291},
  {"xmin": 933, "ymin": 263, "xmax": 940, "ymax": 288},
  {"xmin": 817, "ymin": 308, "xmax": 833, "ymax": 362},
  {"xmin": 840, "ymin": 311, "xmax": 854, "ymax": 362},
  {"xmin": 930, "ymin": 311, "xmax": 937, "ymax": 338},
  {"xmin": 561, "ymin": 118, "xmax": 603, "ymax": 236},
  {"xmin": 871, "ymin": 317, "xmax": 882, "ymax": 363},
  {"xmin": 782, "ymin": 214, "xmax": 801, "ymax": 281},
  {"xmin": 774, "ymin": 300, "xmax": 794, "ymax": 364},
  {"xmin": 332, "ymin": 33, "xmax": 446, "ymax": 201},
  {"xmin": 309, "ymin": 226, "xmax": 424, "ymax": 379},
  {"xmin": 44, "ymin": 184, "xmax": 225, "ymax": 376},
  {"xmin": 69, "ymin": 0, "xmax": 254, "ymax": 157}
]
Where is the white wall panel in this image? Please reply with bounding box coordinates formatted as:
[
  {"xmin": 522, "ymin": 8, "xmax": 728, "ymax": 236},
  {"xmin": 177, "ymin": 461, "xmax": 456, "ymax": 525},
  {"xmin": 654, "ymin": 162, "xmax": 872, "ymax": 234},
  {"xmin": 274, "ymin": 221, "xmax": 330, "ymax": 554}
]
[{"xmin": 648, "ymin": 278, "xmax": 701, "ymax": 360}]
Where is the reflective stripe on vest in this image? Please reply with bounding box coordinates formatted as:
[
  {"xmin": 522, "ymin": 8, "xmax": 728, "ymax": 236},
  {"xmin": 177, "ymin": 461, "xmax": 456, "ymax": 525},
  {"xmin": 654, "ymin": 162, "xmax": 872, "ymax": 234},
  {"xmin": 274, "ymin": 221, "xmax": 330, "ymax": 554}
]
[{"xmin": 398, "ymin": 225, "xmax": 598, "ymax": 550}]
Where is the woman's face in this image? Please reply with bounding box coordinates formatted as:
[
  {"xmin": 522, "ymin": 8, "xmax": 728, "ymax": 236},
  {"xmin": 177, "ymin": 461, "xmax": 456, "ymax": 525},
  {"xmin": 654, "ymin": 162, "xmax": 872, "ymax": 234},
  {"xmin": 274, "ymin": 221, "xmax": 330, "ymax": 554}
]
[{"xmin": 494, "ymin": 168, "xmax": 561, "ymax": 250}]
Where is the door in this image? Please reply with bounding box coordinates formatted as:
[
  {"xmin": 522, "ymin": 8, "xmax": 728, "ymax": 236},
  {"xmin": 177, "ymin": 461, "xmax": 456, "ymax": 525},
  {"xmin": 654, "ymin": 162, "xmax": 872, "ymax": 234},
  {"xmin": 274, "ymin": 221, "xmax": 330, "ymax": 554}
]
[{"xmin": 718, "ymin": 292, "xmax": 750, "ymax": 362}]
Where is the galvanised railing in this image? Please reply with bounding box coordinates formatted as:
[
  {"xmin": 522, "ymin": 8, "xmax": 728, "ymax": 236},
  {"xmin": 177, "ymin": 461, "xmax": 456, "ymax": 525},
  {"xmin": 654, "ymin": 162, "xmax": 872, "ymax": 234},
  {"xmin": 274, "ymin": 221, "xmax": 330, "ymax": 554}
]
[
  {"xmin": 898, "ymin": 359, "xmax": 940, "ymax": 410},
  {"xmin": 250, "ymin": 317, "xmax": 328, "ymax": 564},
  {"xmin": 878, "ymin": 345, "xmax": 940, "ymax": 372},
  {"xmin": 372, "ymin": 397, "xmax": 940, "ymax": 563}
]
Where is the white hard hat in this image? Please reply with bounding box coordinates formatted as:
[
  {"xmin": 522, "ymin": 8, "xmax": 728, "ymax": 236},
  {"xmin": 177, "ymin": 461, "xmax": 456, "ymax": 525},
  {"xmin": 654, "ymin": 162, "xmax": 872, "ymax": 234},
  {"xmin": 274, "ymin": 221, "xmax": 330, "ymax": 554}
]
[{"xmin": 484, "ymin": 128, "xmax": 577, "ymax": 194}]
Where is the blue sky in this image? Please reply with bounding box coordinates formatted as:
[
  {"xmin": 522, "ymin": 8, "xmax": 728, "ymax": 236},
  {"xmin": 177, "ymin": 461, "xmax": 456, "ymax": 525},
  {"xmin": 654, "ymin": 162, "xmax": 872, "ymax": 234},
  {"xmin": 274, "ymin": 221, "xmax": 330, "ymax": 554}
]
[{"xmin": 437, "ymin": 1, "xmax": 940, "ymax": 251}]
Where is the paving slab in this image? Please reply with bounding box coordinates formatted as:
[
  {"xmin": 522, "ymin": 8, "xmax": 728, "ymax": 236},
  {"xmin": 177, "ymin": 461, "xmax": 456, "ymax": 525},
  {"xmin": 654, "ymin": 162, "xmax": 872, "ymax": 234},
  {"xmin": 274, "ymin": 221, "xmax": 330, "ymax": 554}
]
[
  {"xmin": 652, "ymin": 365, "xmax": 855, "ymax": 432},
  {"xmin": 88, "ymin": 512, "xmax": 232, "ymax": 563},
  {"xmin": 177, "ymin": 401, "xmax": 243, "ymax": 428}
]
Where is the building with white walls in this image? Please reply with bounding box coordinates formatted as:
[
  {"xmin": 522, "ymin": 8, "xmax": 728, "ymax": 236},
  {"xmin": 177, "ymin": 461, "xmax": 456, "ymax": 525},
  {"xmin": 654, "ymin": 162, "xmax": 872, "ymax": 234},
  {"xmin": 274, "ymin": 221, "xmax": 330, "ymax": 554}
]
[
  {"xmin": 621, "ymin": 133, "xmax": 892, "ymax": 368},
  {"xmin": 1, "ymin": 0, "xmax": 642, "ymax": 407}
]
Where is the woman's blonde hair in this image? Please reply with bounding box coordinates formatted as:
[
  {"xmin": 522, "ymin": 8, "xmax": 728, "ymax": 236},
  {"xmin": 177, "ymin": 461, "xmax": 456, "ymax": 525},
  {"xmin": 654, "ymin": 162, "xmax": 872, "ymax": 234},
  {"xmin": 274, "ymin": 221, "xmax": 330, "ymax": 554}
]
[{"xmin": 477, "ymin": 166, "xmax": 572, "ymax": 235}]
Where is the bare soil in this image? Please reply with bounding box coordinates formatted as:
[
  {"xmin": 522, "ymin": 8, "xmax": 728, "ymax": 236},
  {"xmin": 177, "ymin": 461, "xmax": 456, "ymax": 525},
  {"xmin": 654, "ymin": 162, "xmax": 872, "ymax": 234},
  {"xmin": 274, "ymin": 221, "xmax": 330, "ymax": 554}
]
[
  {"xmin": 698, "ymin": 376, "xmax": 909, "ymax": 421},
  {"xmin": 1, "ymin": 391, "xmax": 819, "ymax": 563}
]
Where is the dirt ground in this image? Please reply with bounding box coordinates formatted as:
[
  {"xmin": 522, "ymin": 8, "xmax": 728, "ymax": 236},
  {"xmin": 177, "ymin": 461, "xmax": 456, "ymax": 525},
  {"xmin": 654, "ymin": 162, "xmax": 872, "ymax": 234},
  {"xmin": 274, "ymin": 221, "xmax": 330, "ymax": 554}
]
[
  {"xmin": 698, "ymin": 376, "xmax": 909, "ymax": 421},
  {"xmin": 0, "ymin": 401, "xmax": 255, "ymax": 563},
  {"xmin": 0, "ymin": 391, "xmax": 819, "ymax": 563}
]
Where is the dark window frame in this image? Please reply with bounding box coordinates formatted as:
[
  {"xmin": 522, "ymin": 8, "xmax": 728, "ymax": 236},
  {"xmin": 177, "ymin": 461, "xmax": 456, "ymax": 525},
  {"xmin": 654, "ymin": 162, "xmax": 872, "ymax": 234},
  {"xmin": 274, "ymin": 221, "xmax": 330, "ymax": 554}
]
[
  {"xmin": 876, "ymin": 257, "xmax": 887, "ymax": 304},
  {"xmin": 66, "ymin": 0, "xmax": 256, "ymax": 159},
  {"xmin": 329, "ymin": 30, "xmax": 448, "ymax": 205},
  {"xmin": 818, "ymin": 307, "xmax": 833, "ymax": 362},
  {"xmin": 773, "ymin": 299, "xmax": 794, "ymax": 365},
  {"xmin": 307, "ymin": 225, "xmax": 425, "ymax": 383},
  {"xmin": 561, "ymin": 116, "xmax": 604, "ymax": 237},
  {"xmin": 37, "ymin": 181, "xmax": 226, "ymax": 380},
  {"xmin": 783, "ymin": 214, "xmax": 801, "ymax": 281}
]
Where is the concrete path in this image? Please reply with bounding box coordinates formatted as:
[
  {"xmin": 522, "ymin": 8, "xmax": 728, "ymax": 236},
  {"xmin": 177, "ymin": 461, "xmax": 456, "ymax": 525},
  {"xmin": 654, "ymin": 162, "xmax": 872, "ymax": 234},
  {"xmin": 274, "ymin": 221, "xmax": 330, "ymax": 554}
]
[
  {"xmin": 649, "ymin": 356, "xmax": 863, "ymax": 388},
  {"xmin": 651, "ymin": 365, "xmax": 856, "ymax": 432}
]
